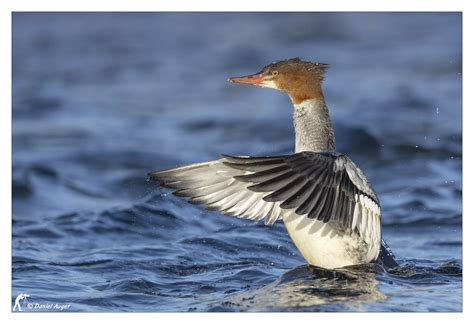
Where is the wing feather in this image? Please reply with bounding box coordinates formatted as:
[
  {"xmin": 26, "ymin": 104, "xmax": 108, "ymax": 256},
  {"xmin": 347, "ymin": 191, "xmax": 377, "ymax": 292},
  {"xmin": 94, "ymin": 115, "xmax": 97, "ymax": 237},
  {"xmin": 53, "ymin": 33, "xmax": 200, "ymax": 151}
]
[{"xmin": 149, "ymin": 152, "xmax": 381, "ymax": 240}]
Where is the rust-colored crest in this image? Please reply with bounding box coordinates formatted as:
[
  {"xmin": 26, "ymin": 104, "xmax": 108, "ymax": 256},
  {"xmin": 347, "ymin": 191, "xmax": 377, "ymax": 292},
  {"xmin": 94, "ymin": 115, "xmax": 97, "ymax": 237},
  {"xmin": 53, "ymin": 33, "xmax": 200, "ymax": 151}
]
[{"xmin": 262, "ymin": 58, "xmax": 329, "ymax": 104}]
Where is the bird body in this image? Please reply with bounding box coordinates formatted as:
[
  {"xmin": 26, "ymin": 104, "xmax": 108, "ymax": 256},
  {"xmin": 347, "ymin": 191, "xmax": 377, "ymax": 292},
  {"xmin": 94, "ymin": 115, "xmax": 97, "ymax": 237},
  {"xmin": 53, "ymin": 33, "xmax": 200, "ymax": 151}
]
[
  {"xmin": 149, "ymin": 58, "xmax": 390, "ymax": 269},
  {"xmin": 283, "ymin": 213, "xmax": 373, "ymax": 269}
]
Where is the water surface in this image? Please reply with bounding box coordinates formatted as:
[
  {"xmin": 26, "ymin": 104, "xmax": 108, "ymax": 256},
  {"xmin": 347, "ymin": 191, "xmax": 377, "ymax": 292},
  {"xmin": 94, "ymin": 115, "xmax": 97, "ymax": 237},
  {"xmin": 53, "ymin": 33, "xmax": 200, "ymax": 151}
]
[{"xmin": 12, "ymin": 12, "xmax": 462, "ymax": 312}]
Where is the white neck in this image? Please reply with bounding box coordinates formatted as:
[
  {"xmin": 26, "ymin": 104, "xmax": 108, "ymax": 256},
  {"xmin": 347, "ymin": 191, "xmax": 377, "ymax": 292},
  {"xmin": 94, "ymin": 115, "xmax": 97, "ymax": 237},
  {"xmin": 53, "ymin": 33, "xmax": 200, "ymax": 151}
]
[{"xmin": 293, "ymin": 99, "xmax": 336, "ymax": 153}]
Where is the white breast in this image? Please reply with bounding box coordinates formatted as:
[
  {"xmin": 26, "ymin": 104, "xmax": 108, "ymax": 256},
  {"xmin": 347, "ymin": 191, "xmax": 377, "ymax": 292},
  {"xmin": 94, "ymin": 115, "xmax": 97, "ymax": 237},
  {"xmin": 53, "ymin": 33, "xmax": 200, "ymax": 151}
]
[{"xmin": 282, "ymin": 210, "xmax": 374, "ymax": 269}]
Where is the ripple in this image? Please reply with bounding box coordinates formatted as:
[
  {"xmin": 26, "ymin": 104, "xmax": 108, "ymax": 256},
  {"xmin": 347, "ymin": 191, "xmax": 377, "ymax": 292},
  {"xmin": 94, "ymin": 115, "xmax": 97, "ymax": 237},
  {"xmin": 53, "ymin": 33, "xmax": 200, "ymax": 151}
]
[
  {"xmin": 20, "ymin": 227, "xmax": 63, "ymax": 239},
  {"xmin": 49, "ymin": 259, "xmax": 113, "ymax": 267},
  {"xmin": 387, "ymin": 259, "xmax": 462, "ymax": 283},
  {"xmin": 384, "ymin": 213, "xmax": 461, "ymax": 227},
  {"xmin": 179, "ymin": 237, "xmax": 241, "ymax": 254},
  {"xmin": 94, "ymin": 278, "xmax": 162, "ymax": 295}
]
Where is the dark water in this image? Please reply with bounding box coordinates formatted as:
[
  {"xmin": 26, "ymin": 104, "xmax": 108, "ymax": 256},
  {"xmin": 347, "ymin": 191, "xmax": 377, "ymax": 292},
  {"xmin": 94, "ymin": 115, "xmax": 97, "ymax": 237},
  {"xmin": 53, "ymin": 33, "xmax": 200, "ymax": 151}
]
[{"xmin": 12, "ymin": 13, "xmax": 462, "ymax": 312}]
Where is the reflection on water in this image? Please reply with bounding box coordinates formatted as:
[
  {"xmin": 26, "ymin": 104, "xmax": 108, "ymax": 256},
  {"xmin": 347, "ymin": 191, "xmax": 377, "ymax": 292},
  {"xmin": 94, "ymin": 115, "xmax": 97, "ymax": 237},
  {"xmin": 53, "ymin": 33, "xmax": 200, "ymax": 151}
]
[
  {"xmin": 221, "ymin": 259, "xmax": 462, "ymax": 311},
  {"xmin": 229, "ymin": 264, "xmax": 386, "ymax": 311}
]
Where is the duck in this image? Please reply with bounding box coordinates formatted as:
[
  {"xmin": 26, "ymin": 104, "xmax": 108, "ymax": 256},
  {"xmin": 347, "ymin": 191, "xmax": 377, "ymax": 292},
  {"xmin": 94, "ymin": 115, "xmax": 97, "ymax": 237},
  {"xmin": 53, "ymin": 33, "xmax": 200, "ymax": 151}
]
[{"xmin": 149, "ymin": 58, "xmax": 397, "ymax": 269}]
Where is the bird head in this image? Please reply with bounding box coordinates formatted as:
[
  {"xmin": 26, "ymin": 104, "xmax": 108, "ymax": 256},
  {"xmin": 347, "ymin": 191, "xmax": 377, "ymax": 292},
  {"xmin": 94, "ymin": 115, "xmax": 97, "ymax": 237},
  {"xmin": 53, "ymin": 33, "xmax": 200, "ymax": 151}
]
[{"xmin": 228, "ymin": 57, "xmax": 329, "ymax": 104}]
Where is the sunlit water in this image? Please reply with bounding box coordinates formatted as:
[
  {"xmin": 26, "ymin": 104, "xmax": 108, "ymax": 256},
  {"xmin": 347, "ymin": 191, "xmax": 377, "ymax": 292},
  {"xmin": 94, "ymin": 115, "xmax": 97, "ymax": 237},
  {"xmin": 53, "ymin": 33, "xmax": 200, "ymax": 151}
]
[{"xmin": 12, "ymin": 13, "xmax": 462, "ymax": 312}]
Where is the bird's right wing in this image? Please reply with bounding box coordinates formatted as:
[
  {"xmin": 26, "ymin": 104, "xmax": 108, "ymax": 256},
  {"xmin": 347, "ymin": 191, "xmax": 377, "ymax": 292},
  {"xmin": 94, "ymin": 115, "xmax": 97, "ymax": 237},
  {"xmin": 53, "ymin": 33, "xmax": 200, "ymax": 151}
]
[
  {"xmin": 149, "ymin": 151, "xmax": 381, "ymax": 248},
  {"xmin": 149, "ymin": 157, "xmax": 285, "ymax": 225}
]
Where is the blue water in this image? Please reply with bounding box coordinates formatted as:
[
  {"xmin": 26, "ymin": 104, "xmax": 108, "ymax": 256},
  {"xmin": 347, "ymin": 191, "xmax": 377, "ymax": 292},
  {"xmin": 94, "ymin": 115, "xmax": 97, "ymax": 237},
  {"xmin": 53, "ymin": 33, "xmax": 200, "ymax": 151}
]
[{"xmin": 12, "ymin": 12, "xmax": 462, "ymax": 312}]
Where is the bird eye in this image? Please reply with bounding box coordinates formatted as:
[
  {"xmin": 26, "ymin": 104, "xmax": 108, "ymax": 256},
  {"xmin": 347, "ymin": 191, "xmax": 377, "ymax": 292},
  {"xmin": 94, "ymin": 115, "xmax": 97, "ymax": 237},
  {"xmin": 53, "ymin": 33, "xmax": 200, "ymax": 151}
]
[{"xmin": 271, "ymin": 70, "xmax": 279, "ymax": 76}]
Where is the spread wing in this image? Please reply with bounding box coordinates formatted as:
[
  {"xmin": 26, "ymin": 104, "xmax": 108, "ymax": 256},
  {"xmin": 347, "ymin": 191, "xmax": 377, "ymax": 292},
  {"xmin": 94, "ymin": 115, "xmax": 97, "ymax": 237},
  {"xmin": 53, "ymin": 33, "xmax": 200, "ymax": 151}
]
[{"xmin": 149, "ymin": 151, "xmax": 381, "ymax": 245}]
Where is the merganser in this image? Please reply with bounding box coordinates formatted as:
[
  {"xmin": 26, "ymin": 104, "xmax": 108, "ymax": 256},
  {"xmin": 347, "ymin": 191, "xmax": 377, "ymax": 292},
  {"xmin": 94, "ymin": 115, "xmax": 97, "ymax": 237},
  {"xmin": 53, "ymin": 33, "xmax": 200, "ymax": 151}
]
[{"xmin": 149, "ymin": 58, "xmax": 397, "ymax": 269}]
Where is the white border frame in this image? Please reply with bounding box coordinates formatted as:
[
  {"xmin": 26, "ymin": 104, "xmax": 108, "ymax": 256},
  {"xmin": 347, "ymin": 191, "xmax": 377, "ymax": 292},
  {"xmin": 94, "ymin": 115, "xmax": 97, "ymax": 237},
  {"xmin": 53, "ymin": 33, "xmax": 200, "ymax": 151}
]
[{"xmin": 1, "ymin": 1, "xmax": 469, "ymax": 323}]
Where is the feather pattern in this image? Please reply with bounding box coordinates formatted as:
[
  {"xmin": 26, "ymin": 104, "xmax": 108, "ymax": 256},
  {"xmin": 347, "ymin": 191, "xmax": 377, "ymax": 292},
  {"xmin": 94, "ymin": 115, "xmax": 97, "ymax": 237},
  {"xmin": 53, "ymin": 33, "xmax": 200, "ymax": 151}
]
[{"xmin": 149, "ymin": 151, "xmax": 381, "ymax": 247}]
